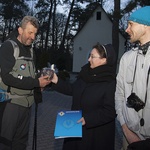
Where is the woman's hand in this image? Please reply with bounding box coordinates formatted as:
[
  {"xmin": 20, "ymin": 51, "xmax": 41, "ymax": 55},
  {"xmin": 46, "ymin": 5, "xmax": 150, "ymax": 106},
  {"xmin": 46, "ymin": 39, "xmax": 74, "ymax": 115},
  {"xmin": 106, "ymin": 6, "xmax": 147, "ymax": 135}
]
[
  {"xmin": 77, "ymin": 117, "xmax": 86, "ymax": 126},
  {"xmin": 51, "ymin": 73, "xmax": 58, "ymax": 84}
]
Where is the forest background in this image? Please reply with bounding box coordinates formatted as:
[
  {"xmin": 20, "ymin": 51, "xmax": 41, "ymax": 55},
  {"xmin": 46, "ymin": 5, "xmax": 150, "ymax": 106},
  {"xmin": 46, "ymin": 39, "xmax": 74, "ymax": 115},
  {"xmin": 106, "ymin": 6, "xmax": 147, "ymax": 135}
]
[{"xmin": 0, "ymin": 0, "xmax": 150, "ymax": 75}]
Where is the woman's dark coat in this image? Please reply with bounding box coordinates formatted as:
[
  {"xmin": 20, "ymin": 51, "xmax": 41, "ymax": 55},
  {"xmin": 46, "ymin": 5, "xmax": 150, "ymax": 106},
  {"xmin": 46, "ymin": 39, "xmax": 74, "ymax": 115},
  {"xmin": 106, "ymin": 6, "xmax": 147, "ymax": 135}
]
[{"xmin": 52, "ymin": 44, "xmax": 116, "ymax": 150}]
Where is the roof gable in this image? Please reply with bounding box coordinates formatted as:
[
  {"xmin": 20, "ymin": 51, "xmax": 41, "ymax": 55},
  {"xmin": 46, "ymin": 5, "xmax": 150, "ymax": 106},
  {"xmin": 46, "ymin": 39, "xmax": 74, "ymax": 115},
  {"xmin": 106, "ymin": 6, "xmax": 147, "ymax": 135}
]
[{"xmin": 73, "ymin": 4, "xmax": 113, "ymax": 39}]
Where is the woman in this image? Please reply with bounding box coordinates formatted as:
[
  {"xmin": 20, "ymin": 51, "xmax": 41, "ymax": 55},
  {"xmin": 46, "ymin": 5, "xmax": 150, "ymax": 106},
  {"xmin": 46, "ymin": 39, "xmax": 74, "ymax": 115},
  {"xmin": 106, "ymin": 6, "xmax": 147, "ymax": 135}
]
[{"xmin": 51, "ymin": 43, "xmax": 116, "ymax": 150}]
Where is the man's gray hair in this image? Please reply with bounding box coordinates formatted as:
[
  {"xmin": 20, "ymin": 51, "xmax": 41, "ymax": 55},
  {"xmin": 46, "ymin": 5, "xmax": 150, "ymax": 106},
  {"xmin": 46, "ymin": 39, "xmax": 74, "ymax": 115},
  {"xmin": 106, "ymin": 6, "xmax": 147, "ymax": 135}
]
[{"xmin": 20, "ymin": 16, "xmax": 39, "ymax": 29}]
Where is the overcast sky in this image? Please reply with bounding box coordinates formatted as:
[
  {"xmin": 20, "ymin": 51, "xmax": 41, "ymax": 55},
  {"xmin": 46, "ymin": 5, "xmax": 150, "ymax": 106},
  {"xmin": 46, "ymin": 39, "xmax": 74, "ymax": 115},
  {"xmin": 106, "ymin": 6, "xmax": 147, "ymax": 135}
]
[
  {"xmin": 104, "ymin": 0, "xmax": 131, "ymax": 13},
  {"xmin": 26, "ymin": 0, "xmax": 131, "ymax": 15}
]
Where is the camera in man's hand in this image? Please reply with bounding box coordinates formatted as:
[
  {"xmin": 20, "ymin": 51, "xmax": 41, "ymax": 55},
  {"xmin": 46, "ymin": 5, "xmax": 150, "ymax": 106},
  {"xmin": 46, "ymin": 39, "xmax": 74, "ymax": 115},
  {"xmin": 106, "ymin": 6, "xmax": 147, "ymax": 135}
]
[
  {"xmin": 127, "ymin": 93, "xmax": 145, "ymax": 112},
  {"xmin": 41, "ymin": 67, "xmax": 54, "ymax": 80}
]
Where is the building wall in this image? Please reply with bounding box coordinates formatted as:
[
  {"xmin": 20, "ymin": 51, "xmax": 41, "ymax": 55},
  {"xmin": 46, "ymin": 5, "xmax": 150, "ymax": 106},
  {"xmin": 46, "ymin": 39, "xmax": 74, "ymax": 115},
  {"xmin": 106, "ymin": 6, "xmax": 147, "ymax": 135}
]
[{"xmin": 73, "ymin": 6, "xmax": 125, "ymax": 72}]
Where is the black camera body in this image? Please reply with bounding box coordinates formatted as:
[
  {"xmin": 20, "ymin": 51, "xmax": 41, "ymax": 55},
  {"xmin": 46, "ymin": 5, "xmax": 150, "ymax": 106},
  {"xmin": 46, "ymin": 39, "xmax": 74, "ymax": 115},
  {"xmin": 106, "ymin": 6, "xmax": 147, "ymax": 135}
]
[{"xmin": 127, "ymin": 93, "xmax": 145, "ymax": 112}]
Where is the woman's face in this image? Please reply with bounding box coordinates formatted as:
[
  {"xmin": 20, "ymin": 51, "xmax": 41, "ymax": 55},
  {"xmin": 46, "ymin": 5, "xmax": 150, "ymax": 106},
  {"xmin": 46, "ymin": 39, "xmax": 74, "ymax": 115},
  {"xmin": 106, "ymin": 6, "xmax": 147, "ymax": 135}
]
[{"xmin": 88, "ymin": 48, "xmax": 107, "ymax": 68}]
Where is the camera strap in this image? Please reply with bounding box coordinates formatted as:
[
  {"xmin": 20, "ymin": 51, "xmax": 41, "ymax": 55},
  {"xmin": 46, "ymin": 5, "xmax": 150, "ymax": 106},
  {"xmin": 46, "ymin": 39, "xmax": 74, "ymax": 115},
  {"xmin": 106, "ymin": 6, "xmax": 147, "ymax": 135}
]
[
  {"xmin": 131, "ymin": 53, "xmax": 138, "ymax": 93},
  {"xmin": 32, "ymin": 103, "xmax": 38, "ymax": 150},
  {"xmin": 144, "ymin": 67, "xmax": 150, "ymax": 107},
  {"xmin": 140, "ymin": 66, "xmax": 150, "ymax": 126}
]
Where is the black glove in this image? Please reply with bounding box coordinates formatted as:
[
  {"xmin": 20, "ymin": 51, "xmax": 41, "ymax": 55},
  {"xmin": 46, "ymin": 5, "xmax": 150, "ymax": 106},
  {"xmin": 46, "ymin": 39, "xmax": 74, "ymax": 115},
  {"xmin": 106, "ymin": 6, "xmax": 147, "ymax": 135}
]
[{"xmin": 127, "ymin": 139, "xmax": 150, "ymax": 150}]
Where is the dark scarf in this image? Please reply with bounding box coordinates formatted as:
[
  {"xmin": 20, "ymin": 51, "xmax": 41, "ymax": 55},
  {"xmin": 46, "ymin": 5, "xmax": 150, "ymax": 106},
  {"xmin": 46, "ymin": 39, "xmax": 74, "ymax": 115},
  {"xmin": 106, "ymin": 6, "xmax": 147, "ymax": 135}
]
[
  {"xmin": 139, "ymin": 41, "xmax": 150, "ymax": 55},
  {"xmin": 78, "ymin": 63, "xmax": 116, "ymax": 83}
]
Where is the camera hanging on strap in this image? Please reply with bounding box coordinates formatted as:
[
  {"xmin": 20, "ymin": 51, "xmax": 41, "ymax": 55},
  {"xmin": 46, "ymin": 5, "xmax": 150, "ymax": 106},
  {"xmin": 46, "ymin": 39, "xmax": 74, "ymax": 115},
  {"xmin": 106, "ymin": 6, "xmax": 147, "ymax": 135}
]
[{"xmin": 126, "ymin": 53, "xmax": 150, "ymax": 127}]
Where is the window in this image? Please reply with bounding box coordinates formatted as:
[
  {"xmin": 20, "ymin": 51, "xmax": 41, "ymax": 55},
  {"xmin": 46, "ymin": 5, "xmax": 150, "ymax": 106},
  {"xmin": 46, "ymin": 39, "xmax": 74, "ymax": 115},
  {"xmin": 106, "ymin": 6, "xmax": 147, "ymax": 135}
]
[{"xmin": 96, "ymin": 11, "xmax": 101, "ymax": 20}]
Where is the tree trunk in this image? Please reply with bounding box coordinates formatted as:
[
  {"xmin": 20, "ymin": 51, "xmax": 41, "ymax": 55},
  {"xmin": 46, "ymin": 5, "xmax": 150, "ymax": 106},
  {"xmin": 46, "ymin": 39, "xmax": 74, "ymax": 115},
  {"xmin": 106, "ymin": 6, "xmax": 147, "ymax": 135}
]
[
  {"xmin": 59, "ymin": 0, "xmax": 75, "ymax": 51},
  {"xmin": 44, "ymin": 0, "xmax": 53, "ymax": 51},
  {"xmin": 52, "ymin": 0, "xmax": 56, "ymax": 50},
  {"xmin": 112, "ymin": 0, "xmax": 120, "ymax": 71}
]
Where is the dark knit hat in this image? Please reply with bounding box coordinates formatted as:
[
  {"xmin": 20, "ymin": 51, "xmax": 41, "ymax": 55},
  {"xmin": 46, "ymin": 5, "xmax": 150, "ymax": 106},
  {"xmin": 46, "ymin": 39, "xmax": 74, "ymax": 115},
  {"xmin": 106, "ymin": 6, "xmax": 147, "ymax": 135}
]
[
  {"xmin": 103, "ymin": 44, "xmax": 116, "ymax": 66},
  {"xmin": 129, "ymin": 6, "xmax": 150, "ymax": 26}
]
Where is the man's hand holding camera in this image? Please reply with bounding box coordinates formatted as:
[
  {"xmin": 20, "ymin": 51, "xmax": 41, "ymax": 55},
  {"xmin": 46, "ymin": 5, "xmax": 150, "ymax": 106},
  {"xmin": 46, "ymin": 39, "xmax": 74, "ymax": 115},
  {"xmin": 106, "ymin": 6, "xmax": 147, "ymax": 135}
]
[
  {"xmin": 39, "ymin": 65, "xmax": 57, "ymax": 88},
  {"xmin": 40, "ymin": 64, "xmax": 59, "ymax": 85},
  {"xmin": 38, "ymin": 75, "xmax": 51, "ymax": 87}
]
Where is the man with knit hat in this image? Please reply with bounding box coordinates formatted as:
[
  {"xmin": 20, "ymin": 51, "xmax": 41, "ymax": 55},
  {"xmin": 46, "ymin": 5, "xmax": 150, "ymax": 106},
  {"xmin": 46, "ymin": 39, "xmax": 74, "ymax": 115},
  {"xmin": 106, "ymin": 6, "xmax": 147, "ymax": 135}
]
[{"xmin": 115, "ymin": 6, "xmax": 150, "ymax": 150}]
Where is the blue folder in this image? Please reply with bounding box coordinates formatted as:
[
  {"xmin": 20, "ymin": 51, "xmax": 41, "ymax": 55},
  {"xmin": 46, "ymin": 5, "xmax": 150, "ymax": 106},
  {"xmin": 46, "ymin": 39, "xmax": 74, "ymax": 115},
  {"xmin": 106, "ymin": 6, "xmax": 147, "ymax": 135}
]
[{"xmin": 54, "ymin": 110, "xmax": 82, "ymax": 139}]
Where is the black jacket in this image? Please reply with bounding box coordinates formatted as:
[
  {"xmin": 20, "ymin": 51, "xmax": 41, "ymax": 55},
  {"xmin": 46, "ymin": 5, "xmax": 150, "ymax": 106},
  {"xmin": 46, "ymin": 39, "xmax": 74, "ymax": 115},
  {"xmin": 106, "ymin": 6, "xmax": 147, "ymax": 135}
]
[
  {"xmin": 52, "ymin": 44, "xmax": 117, "ymax": 150},
  {"xmin": 127, "ymin": 139, "xmax": 150, "ymax": 150},
  {"xmin": 52, "ymin": 76, "xmax": 116, "ymax": 150}
]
